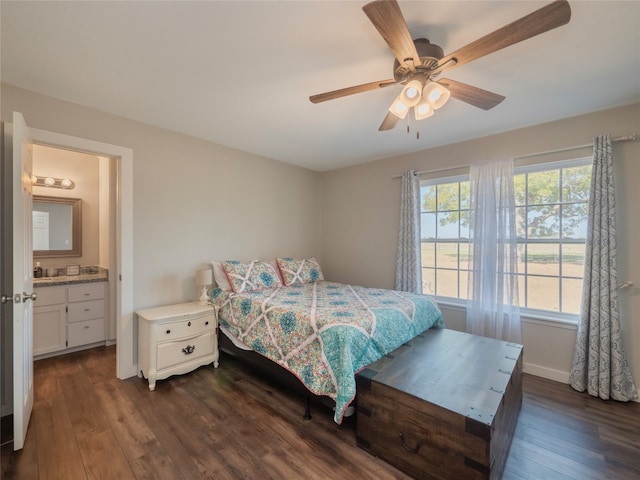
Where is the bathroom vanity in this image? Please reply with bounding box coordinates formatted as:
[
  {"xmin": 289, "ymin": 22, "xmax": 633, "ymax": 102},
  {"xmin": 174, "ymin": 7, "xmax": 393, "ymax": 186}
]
[{"xmin": 33, "ymin": 270, "xmax": 108, "ymax": 357}]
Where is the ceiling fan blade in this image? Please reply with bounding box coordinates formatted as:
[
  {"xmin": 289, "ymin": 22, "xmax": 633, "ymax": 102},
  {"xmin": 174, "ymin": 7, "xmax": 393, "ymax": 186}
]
[
  {"xmin": 434, "ymin": 0, "xmax": 571, "ymax": 74},
  {"xmin": 378, "ymin": 111, "xmax": 400, "ymax": 131},
  {"xmin": 363, "ymin": 0, "xmax": 421, "ymax": 71},
  {"xmin": 309, "ymin": 79, "xmax": 397, "ymax": 104},
  {"xmin": 437, "ymin": 78, "xmax": 505, "ymax": 110}
]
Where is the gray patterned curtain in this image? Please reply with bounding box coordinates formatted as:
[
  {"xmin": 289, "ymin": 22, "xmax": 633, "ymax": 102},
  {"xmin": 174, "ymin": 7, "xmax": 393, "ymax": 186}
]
[
  {"xmin": 569, "ymin": 135, "xmax": 638, "ymax": 401},
  {"xmin": 395, "ymin": 170, "xmax": 422, "ymax": 293}
]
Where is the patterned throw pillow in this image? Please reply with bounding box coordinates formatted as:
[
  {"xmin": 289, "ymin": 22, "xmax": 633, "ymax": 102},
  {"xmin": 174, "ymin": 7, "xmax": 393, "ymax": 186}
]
[
  {"xmin": 222, "ymin": 260, "xmax": 283, "ymax": 293},
  {"xmin": 276, "ymin": 257, "xmax": 324, "ymax": 286}
]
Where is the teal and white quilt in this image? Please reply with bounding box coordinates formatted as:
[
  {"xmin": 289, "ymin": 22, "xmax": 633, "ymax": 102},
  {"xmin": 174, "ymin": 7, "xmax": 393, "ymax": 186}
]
[{"xmin": 210, "ymin": 281, "xmax": 444, "ymax": 423}]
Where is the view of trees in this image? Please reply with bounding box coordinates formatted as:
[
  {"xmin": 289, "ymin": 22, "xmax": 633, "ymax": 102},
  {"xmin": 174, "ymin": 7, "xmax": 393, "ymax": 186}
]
[
  {"xmin": 420, "ymin": 163, "xmax": 592, "ymax": 313},
  {"xmin": 421, "ymin": 165, "xmax": 591, "ymax": 240}
]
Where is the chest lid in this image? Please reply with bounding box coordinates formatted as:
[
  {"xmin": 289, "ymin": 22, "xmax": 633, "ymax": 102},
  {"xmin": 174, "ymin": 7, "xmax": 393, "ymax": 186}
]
[{"xmin": 359, "ymin": 328, "xmax": 523, "ymax": 425}]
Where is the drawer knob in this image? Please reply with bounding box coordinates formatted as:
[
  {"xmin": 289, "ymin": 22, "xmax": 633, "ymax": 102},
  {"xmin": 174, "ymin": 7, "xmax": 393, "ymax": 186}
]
[
  {"xmin": 182, "ymin": 345, "xmax": 196, "ymax": 355},
  {"xmin": 84, "ymin": 308, "xmax": 90, "ymax": 312},
  {"xmin": 188, "ymin": 321, "xmax": 191, "ymax": 327},
  {"xmin": 399, "ymin": 432, "xmax": 424, "ymax": 454},
  {"xmin": 166, "ymin": 329, "xmax": 171, "ymax": 334},
  {"xmin": 205, "ymin": 321, "xmax": 209, "ymax": 326}
]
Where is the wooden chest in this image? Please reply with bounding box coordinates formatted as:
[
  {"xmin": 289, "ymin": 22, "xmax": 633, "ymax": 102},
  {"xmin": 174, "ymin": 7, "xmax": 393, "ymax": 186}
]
[{"xmin": 356, "ymin": 328, "xmax": 523, "ymax": 480}]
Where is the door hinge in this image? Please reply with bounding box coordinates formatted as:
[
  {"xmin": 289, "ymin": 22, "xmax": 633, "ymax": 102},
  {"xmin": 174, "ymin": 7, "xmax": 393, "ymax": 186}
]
[{"xmin": 66, "ymin": 340, "xmax": 68, "ymax": 347}]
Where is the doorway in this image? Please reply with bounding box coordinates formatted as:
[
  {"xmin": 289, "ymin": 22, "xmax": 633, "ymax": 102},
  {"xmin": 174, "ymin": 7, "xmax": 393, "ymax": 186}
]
[
  {"xmin": 32, "ymin": 144, "xmax": 117, "ymax": 348},
  {"xmin": 1, "ymin": 121, "xmax": 134, "ymax": 451},
  {"xmin": 29, "ymin": 127, "xmax": 135, "ymax": 381}
]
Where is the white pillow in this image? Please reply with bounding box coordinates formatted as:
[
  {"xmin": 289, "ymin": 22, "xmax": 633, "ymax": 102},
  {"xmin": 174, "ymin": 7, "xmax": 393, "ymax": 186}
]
[{"xmin": 211, "ymin": 261, "xmax": 232, "ymax": 292}]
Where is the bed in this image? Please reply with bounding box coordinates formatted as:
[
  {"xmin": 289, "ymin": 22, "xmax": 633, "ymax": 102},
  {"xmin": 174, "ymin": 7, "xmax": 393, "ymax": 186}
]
[{"xmin": 209, "ymin": 257, "xmax": 444, "ymax": 423}]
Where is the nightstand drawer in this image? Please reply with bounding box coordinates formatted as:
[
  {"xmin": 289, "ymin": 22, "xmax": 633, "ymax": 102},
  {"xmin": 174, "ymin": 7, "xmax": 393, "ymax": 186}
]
[
  {"xmin": 68, "ymin": 318, "xmax": 105, "ymax": 348},
  {"xmin": 156, "ymin": 332, "xmax": 216, "ymax": 371},
  {"xmin": 68, "ymin": 299, "xmax": 104, "ymax": 323},
  {"xmin": 154, "ymin": 313, "xmax": 213, "ymax": 341}
]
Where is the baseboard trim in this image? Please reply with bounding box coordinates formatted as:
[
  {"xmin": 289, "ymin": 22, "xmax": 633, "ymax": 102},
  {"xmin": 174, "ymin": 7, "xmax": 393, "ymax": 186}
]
[{"xmin": 524, "ymin": 362, "xmax": 570, "ymax": 384}]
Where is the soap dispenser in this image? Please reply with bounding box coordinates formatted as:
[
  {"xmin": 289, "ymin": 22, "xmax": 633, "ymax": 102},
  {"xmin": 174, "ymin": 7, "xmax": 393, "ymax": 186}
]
[{"xmin": 34, "ymin": 262, "xmax": 43, "ymax": 278}]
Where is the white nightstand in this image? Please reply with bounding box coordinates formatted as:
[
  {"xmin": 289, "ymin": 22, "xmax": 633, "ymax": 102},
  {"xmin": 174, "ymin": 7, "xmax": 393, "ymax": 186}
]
[{"xmin": 137, "ymin": 302, "xmax": 218, "ymax": 391}]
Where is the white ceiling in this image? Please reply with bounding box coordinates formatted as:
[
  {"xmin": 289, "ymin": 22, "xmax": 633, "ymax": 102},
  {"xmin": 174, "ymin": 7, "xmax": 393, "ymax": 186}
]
[{"xmin": 2, "ymin": 1, "xmax": 639, "ymax": 172}]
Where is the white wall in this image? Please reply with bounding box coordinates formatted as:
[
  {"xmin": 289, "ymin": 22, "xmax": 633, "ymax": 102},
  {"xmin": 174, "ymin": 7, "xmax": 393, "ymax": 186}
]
[
  {"xmin": 1, "ymin": 84, "xmax": 323, "ymax": 311},
  {"xmin": 321, "ymin": 103, "xmax": 640, "ymax": 389},
  {"xmin": 32, "ymin": 144, "xmax": 100, "ymax": 267}
]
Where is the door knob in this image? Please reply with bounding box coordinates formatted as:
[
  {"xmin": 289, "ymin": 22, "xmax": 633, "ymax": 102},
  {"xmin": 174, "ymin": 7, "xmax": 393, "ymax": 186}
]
[
  {"xmin": 2, "ymin": 294, "xmax": 22, "ymax": 304},
  {"xmin": 22, "ymin": 292, "xmax": 37, "ymax": 302}
]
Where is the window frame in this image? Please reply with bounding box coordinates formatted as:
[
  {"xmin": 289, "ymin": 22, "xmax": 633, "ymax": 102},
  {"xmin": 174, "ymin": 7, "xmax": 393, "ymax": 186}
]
[{"xmin": 419, "ymin": 157, "xmax": 592, "ymax": 323}]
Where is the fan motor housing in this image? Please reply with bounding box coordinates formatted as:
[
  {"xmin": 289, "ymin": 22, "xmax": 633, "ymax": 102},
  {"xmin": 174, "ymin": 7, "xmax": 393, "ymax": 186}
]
[{"xmin": 393, "ymin": 38, "xmax": 444, "ymax": 81}]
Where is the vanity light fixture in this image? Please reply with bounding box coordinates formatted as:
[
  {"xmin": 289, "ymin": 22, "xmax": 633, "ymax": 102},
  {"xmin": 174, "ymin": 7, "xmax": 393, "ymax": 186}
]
[{"xmin": 31, "ymin": 175, "xmax": 75, "ymax": 190}]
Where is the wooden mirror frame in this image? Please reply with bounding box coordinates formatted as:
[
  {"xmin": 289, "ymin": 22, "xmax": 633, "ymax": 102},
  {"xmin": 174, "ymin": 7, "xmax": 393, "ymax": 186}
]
[{"xmin": 33, "ymin": 195, "xmax": 82, "ymax": 258}]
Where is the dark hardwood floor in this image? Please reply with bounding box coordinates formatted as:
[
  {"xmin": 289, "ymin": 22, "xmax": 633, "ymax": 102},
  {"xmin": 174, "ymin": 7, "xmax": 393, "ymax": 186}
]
[{"xmin": 2, "ymin": 345, "xmax": 639, "ymax": 479}]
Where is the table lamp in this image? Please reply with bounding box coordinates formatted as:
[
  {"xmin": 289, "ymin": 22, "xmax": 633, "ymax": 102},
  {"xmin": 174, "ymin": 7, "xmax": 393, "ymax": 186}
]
[{"xmin": 196, "ymin": 268, "xmax": 213, "ymax": 306}]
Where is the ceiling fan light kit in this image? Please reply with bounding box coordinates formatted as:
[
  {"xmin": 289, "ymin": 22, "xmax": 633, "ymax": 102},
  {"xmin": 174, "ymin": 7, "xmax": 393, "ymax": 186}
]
[
  {"xmin": 390, "ymin": 78, "xmax": 449, "ymax": 120},
  {"xmin": 309, "ymin": 0, "xmax": 571, "ymax": 132}
]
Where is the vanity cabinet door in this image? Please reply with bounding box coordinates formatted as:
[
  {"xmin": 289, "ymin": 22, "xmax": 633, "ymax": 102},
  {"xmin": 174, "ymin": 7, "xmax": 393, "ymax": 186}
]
[
  {"xmin": 33, "ymin": 285, "xmax": 67, "ymax": 356},
  {"xmin": 33, "ymin": 304, "xmax": 67, "ymax": 355}
]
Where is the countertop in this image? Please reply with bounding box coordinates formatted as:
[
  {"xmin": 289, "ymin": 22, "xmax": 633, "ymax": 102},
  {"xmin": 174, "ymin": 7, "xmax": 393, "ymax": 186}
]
[{"xmin": 34, "ymin": 273, "xmax": 108, "ymax": 287}]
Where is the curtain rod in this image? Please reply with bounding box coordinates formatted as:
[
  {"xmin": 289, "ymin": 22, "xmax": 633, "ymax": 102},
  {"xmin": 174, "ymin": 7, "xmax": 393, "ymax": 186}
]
[{"xmin": 392, "ymin": 134, "xmax": 638, "ymax": 179}]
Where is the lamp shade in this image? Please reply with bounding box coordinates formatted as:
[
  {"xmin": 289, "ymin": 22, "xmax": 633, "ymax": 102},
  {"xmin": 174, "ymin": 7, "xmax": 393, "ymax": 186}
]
[
  {"xmin": 399, "ymin": 78, "xmax": 423, "ymax": 108},
  {"xmin": 196, "ymin": 268, "xmax": 213, "ymax": 286},
  {"xmin": 389, "ymin": 93, "xmax": 409, "ymax": 119},
  {"xmin": 422, "ymin": 82, "xmax": 450, "ymax": 110},
  {"xmin": 414, "ymin": 98, "xmax": 434, "ymax": 120}
]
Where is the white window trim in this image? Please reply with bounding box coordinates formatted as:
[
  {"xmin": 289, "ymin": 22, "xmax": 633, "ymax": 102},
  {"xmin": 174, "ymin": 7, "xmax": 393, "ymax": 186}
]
[{"xmin": 420, "ymin": 157, "xmax": 591, "ymax": 326}]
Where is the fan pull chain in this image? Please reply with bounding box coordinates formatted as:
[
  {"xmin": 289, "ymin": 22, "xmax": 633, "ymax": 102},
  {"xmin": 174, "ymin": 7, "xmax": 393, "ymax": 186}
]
[{"xmin": 405, "ymin": 118, "xmax": 420, "ymax": 139}]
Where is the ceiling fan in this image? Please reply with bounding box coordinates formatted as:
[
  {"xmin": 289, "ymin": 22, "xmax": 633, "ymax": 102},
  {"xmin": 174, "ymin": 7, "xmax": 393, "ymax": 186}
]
[{"xmin": 309, "ymin": 0, "xmax": 571, "ymax": 131}]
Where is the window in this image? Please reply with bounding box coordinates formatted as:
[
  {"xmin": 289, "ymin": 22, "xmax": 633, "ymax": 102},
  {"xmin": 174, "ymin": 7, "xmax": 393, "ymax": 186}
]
[
  {"xmin": 420, "ymin": 158, "xmax": 591, "ymax": 319},
  {"xmin": 420, "ymin": 176, "xmax": 471, "ymax": 300}
]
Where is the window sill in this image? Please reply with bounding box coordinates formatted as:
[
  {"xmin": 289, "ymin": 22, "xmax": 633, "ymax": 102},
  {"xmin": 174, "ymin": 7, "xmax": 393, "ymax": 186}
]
[{"xmin": 433, "ymin": 298, "xmax": 579, "ymax": 330}]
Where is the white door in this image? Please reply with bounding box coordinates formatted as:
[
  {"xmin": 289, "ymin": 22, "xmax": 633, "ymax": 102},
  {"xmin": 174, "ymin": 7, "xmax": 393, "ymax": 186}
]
[{"xmin": 12, "ymin": 111, "xmax": 35, "ymax": 451}]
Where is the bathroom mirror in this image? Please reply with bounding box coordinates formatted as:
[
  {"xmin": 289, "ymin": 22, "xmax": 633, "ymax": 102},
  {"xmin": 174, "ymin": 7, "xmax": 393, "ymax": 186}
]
[{"xmin": 33, "ymin": 195, "xmax": 82, "ymax": 258}]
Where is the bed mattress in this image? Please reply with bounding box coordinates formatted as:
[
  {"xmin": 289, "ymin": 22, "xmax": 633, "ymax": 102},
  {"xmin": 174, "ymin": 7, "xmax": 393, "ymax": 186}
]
[{"xmin": 211, "ymin": 281, "xmax": 444, "ymax": 423}]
